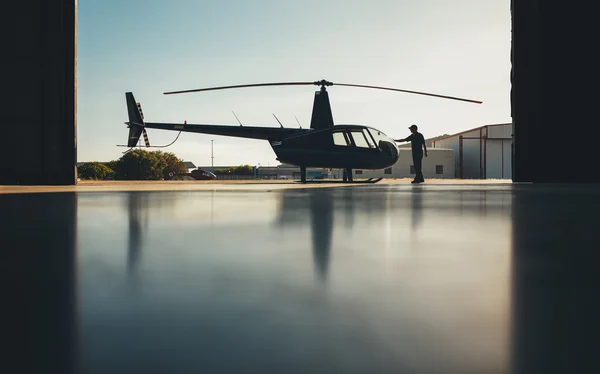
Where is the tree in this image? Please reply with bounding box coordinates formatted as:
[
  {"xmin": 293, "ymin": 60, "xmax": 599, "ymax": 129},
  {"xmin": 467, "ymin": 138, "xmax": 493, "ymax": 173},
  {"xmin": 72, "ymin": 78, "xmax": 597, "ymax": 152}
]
[
  {"xmin": 214, "ymin": 168, "xmax": 230, "ymax": 175},
  {"xmin": 231, "ymin": 165, "xmax": 253, "ymax": 175},
  {"xmin": 214, "ymin": 165, "xmax": 253, "ymax": 175},
  {"xmin": 113, "ymin": 149, "xmax": 187, "ymax": 180},
  {"xmin": 77, "ymin": 162, "xmax": 114, "ymax": 180},
  {"xmin": 105, "ymin": 160, "xmax": 119, "ymax": 172},
  {"xmin": 161, "ymin": 152, "xmax": 189, "ymax": 179}
]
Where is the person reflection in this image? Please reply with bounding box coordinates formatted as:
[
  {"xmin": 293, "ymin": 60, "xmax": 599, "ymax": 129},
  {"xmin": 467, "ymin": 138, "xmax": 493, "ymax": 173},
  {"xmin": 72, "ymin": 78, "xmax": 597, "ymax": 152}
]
[
  {"xmin": 411, "ymin": 189, "xmax": 424, "ymax": 231},
  {"xmin": 341, "ymin": 187, "xmax": 355, "ymax": 229}
]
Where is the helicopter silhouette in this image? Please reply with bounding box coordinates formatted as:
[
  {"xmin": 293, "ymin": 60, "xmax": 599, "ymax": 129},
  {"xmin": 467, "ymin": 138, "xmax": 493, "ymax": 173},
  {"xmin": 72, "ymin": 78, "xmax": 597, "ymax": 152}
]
[{"xmin": 122, "ymin": 79, "xmax": 481, "ymax": 183}]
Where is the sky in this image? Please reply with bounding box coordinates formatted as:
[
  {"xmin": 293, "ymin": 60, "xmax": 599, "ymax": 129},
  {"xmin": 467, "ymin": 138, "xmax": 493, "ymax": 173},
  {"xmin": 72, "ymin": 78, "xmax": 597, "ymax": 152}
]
[{"xmin": 77, "ymin": 0, "xmax": 512, "ymax": 166}]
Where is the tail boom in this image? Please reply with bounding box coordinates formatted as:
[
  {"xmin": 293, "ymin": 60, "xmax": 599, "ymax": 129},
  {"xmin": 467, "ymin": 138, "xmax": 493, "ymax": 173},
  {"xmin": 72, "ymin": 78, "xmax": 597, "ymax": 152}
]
[
  {"xmin": 123, "ymin": 91, "xmax": 308, "ymax": 147},
  {"xmin": 143, "ymin": 122, "xmax": 306, "ymax": 141}
]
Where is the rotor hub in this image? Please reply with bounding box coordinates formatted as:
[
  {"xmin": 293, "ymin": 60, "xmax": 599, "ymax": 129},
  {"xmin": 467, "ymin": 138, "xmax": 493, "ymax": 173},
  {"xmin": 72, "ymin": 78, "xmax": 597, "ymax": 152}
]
[{"xmin": 313, "ymin": 79, "xmax": 333, "ymax": 88}]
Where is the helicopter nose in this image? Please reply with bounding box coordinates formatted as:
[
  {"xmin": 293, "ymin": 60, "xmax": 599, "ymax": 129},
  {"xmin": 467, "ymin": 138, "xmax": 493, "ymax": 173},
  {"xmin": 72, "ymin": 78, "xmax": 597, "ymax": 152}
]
[
  {"xmin": 380, "ymin": 140, "xmax": 398, "ymax": 157},
  {"xmin": 377, "ymin": 140, "xmax": 399, "ymax": 167}
]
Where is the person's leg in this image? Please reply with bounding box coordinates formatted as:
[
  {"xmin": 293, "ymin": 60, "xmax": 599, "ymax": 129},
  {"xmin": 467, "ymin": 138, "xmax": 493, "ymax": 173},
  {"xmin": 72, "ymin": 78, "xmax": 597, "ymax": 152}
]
[
  {"xmin": 415, "ymin": 152, "xmax": 424, "ymax": 182},
  {"xmin": 412, "ymin": 153, "xmax": 418, "ymax": 182}
]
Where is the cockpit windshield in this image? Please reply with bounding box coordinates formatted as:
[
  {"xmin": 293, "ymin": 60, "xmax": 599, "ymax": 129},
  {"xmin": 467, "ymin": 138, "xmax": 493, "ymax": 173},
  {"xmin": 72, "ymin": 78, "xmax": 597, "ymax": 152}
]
[{"xmin": 366, "ymin": 128, "xmax": 393, "ymax": 148}]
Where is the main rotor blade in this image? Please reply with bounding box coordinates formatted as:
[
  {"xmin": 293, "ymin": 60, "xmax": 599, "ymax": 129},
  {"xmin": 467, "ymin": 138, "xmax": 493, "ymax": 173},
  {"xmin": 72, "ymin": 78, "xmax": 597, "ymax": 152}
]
[
  {"xmin": 164, "ymin": 81, "xmax": 317, "ymax": 95},
  {"xmin": 164, "ymin": 79, "xmax": 482, "ymax": 104},
  {"xmin": 332, "ymin": 83, "xmax": 482, "ymax": 104}
]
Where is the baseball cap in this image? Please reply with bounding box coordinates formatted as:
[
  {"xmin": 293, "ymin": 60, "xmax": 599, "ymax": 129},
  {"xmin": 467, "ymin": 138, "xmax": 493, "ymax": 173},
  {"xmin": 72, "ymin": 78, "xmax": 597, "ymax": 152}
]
[{"xmin": 408, "ymin": 124, "xmax": 418, "ymax": 130}]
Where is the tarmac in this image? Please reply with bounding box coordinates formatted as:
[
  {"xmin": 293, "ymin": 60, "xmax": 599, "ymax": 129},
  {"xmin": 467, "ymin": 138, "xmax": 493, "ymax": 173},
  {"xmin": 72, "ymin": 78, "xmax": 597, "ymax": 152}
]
[
  {"xmin": 3, "ymin": 179, "xmax": 598, "ymax": 374},
  {"xmin": 0, "ymin": 178, "xmax": 512, "ymax": 194}
]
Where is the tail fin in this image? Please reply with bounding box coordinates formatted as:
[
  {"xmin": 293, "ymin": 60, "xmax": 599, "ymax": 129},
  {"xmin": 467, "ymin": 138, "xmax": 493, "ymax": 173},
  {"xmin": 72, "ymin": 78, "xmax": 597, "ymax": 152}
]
[{"xmin": 125, "ymin": 92, "xmax": 148, "ymax": 147}]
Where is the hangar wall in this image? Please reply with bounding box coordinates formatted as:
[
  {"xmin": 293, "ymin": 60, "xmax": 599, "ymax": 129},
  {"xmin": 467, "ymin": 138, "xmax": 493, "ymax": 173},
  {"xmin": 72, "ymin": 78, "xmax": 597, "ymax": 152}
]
[
  {"xmin": 0, "ymin": 0, "xmax": 77, "ymax": 185},
  {"xmin": 511, "ymin": 1, "xmax": 598, "ymax": 182}
]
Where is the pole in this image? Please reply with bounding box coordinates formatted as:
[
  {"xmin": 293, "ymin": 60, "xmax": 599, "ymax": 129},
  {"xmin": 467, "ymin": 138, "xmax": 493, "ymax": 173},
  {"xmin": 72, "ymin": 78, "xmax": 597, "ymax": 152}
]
[{"xmin": 211, "ymin": 140, "xmax": 214, "ymax": 169}]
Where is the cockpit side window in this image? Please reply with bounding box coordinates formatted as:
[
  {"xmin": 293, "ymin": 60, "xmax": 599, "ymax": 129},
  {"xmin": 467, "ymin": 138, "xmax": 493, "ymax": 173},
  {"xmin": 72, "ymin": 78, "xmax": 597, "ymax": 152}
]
[
  {"xmin": 349, "ymin": 130, "xmax": 371, "ymax": 148},
  {"xmin": 367, "ymin": 128, "xmax": 390, "ymax": 146},
  {"xmin": 332, "ymin": 131, "xmax": 349, "ymax": 146},
  {"xmin": 362, "ymin": 129, "xmax": 376, "ymax": 148}
]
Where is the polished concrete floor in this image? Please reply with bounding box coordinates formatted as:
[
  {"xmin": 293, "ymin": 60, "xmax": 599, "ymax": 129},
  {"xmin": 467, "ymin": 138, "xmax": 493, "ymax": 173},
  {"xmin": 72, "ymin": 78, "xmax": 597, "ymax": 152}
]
[{"xmin": 3, "ymin": 183, "xmax": 599, "ymax": 374}]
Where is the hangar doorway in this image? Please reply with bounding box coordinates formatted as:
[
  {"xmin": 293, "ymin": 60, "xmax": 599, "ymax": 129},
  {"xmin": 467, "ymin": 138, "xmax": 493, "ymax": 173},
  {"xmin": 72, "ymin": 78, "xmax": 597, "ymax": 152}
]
[{"xmin": 3, "ymin": 1, "xmax": 598, "ymax": 185}]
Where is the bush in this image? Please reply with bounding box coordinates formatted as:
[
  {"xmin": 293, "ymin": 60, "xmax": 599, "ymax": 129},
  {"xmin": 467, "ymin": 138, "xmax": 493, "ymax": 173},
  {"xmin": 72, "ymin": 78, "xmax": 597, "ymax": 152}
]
[
  {"xmin": 113, "ymin": 149, "xmax": 187, "ymax": 180},
  {"xmin": 77, "ymin": 162, "xmax": 114, "ymax": 180}
]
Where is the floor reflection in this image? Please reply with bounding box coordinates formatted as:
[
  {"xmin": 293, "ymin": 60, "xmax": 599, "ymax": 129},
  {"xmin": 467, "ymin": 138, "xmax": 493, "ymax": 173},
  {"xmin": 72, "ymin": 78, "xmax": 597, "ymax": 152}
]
[
  {"xmin": 6, "ymin": 184, "xmax": 598, "ymax": 373},
  {"xmin": 2, "ymin": 192, "xmax": 79, "ymax": 374},
  {"xmin": 274, "ymin": 187, "xmax": 429, "ymax": 282},
  {"xmin": 309, "ymin": 191, "xmax": 334, "ymax": 282},
  {"xmin": 410, "ymin": 188, "xmax": 424, "ymax": 231},
  {"xmin": 274, "ymin": 189, "xmax": 336, "ymax": 282},
  {"xmin": 126, "ymin": 192, "xmax": 148, "ymax": 278},
  {"xmin": 511, "ymin": 185, "xmax": 600, "ymax": 374}
]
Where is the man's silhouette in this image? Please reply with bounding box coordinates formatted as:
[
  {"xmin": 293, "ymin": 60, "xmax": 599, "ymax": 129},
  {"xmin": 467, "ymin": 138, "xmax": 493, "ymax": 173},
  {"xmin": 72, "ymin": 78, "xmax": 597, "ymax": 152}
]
[{"xmin": 395, "ymin": 124, "xmax": 428, "ymax": 183}]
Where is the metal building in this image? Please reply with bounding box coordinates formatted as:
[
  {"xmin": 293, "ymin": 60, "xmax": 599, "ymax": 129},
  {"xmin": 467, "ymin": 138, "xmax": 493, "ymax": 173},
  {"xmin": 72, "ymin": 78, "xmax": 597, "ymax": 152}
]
[
  {"xmin": 353, "ymin": 148, "xmax": 455, "ymax": 179},
  {"xmin": 199, "ymin": 165, "xmax": 327, "ymax": 180},
  {"xmin": 432, "ymin": 123, "xmax": 512, "ymax": 179}
]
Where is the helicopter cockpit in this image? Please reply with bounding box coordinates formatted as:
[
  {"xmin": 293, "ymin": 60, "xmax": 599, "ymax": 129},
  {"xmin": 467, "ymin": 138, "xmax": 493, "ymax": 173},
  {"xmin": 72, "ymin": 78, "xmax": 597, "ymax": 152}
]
[
  {"xmin": 332, "ymin": 126, "xmax": 398, "ymax": 154},
  {"xmin": 365, "ymin": 127, "xmax": 399, "ymax": 159},
  {"xmin": 365, "ymin": 127, "xmax": 396, "ymax": 148}
]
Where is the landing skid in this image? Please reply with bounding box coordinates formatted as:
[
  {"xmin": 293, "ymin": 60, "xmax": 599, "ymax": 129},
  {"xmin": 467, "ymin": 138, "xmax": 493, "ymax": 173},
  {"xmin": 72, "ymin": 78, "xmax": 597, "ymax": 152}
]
[{"xmin": 295, "ymin": 177, "xmax": 383, "ymax": 184}]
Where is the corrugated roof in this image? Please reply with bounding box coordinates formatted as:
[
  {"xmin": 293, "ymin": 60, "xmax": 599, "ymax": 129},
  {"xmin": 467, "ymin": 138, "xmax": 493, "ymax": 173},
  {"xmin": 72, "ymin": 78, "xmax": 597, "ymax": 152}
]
[
  {"xmin": 397, "ymin": 134, "xmax": 451, "ymax": 148},
  {"xmin": 431, "ymin": 123, "xmax": 512, "ymax": 143}
]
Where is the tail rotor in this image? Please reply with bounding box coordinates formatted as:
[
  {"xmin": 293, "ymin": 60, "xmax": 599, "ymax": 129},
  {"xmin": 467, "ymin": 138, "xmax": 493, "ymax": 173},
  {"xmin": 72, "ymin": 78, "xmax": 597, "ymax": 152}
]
[
  {"xmin": 136, "ymin": 102, "xmax": 151, "ymax": 147},
  {"xmin": 119, "ymin": 92, "xmax": 182, "ymax": 152},
  {"xmin": 125, "ymin": 92, "xmax": 147, "ymax": 148}
]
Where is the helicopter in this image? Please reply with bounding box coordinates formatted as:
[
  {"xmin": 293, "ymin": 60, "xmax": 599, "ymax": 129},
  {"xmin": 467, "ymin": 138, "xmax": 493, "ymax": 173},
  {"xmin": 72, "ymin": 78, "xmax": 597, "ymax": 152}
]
[{"xmin": 122, "ymin": 79, "xmax": 482, "ymax": 183}]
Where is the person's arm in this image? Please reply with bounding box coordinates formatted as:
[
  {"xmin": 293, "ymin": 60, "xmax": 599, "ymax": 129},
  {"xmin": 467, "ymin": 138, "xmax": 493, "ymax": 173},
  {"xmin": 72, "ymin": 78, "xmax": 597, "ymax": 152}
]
[
  {"xmin": 423, "ymin": 135, "xmax": 428, "ymax": 156},
  {"xmin": 394, "ymin": 134, "xmax": 412, "ymax": 143}
]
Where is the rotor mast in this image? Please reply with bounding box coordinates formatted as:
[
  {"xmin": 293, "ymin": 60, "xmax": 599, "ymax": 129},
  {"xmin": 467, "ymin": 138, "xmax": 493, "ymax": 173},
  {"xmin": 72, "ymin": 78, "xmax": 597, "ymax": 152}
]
[{"xmin": 310, "ymin": 80, "xmax": 335, "ymax": 130}]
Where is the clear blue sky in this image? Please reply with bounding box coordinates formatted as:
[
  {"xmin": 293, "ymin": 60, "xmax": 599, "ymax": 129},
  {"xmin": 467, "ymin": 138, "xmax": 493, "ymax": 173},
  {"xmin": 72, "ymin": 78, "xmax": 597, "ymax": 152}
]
[{"xmin": 77, "ymin": 0, "xmax": 511, "ymax": 166}]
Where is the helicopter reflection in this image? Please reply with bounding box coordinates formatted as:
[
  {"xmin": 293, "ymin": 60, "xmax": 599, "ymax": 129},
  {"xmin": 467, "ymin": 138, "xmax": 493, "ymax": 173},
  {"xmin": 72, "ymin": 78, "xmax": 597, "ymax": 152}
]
[
  {"xmin": 274, "ymin": 187, "xmax": 405, "ymax": 282},
  {"xmin": 123, "ymin": 188, "xmax": 426, "ymax": 284},
  {"xmin": 309, "ymin": 191, "xmax": 334, "ymax": 282},
  {"xmin": 126, "ymin": 192, "xmax": 149, "ymax": 278},
  {"xmin": 274, "ymin": 189, "xmax": 335, "ymax": 282}
]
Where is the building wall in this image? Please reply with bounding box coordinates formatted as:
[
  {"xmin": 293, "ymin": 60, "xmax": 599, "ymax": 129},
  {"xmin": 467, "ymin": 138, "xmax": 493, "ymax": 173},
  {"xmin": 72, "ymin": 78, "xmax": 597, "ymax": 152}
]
[
  {"xmin": 488, "ymin": 124, "xmax": 513, "ymax": 139},
  {"xmin": 485, "ymin": 140, "xmax": 512, "ymax": 179},
  {"xmin": 432, "ymin": 124, "xmax": 512, "ymax": 179},
  {"xmin": 200, "ymin": 165, "xmax": 327, "ymax": 179},
  {"xmin": 432, "ymin": 137, "xmax": 460, "ymax": 177},
  {"xmin": 354, "ymin": 149, "xmax": 454, "ymax": 179},
  {"xmin": 462, "ymin": 134, "xmax": 483, "ymax": 179}
]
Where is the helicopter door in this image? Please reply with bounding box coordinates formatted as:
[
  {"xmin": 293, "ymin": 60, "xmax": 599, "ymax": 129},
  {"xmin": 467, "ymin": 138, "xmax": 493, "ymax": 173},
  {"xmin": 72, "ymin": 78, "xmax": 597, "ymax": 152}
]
[{"xmin": 348, "ymin": 129, "xmax": 375, "ymax": 149}]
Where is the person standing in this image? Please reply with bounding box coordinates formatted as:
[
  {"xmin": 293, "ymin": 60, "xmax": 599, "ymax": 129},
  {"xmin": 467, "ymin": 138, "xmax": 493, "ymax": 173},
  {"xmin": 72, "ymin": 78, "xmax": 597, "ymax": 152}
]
[{"xmin": 394, "ymin": 124, "xmax": 428, "ymax": 183}]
